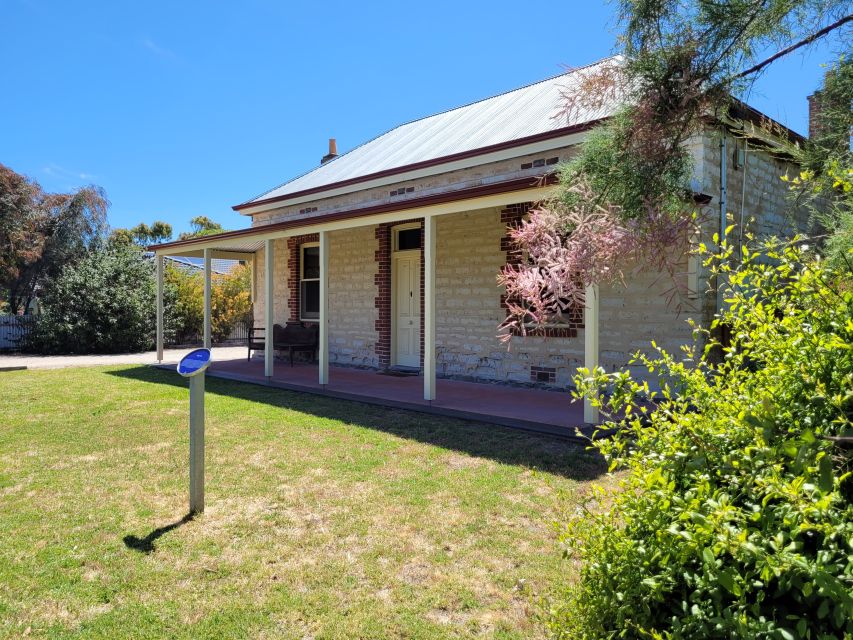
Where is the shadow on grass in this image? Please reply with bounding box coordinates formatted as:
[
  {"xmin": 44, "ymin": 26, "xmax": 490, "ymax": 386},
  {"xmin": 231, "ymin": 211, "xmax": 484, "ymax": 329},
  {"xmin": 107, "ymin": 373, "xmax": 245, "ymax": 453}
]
[
  {"xmin": 123, "ymin": 513, "xmax": 194, "ymax": 554},
  {"xmin": 107, "ymin": 366, "xmax": 606, "ymax": 481}
]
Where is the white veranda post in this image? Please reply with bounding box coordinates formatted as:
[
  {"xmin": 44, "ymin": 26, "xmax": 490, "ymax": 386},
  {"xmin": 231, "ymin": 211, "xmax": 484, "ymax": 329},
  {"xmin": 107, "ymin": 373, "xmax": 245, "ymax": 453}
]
[
  {"xmin": 156, "ymin": 254, "xmax": 164, "ymax": 362},
  {"xmin": 424, "ymin": 215, "xmax": 436, "ymax": 401},
  {"xmin": 584, "ymin": 283, "xmax": 600, "ymax": 424},
  {"xmin": 203, "ymin": 248, "xmax": 212, "ymax": 349},
  {"xmin": 188, "ymin": 371, "xmax": 205, "ymax": 514},
  {"xmin": 264, "ymin": 240, "xmax": 274, "ymax": 378},
  {"xmin": 319, "ymin": 231, "xmax": 329, "ymax": 386}
]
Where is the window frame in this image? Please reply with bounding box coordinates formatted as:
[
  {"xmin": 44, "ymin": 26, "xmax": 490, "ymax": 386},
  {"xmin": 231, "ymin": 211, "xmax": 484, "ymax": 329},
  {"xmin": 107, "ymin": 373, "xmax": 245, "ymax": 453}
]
[
  {"xmin": 393, "ymin": 223, "xmax": 422, "ymax": 253},
  {"xmin": 299, "ymin": 242, "xmax": 320, "ymax": 322}
]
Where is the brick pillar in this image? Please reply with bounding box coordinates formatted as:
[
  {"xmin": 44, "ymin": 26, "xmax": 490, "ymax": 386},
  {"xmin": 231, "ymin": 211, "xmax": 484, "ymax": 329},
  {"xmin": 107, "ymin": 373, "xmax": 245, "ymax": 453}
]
[
  {"xmin": 374, "ymin": 225, "xmax": 391, "ymax": 369},
  {"xmin": 499, "ymin": 202, "xmax": 532, "ymax": 315}
]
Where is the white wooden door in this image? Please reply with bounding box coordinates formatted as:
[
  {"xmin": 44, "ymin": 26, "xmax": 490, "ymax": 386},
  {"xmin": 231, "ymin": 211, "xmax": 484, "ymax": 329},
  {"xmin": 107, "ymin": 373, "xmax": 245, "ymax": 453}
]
[{"xmin": 393, "ymin": 253, "xmax": 420, "ymax": 368}]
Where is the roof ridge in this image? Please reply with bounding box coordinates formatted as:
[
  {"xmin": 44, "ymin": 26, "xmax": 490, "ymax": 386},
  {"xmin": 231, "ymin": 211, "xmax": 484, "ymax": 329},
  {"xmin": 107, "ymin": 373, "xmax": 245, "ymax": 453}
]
[{"xmin": 242, "ymin": 56, "xmax": 620, "ymax": 205}]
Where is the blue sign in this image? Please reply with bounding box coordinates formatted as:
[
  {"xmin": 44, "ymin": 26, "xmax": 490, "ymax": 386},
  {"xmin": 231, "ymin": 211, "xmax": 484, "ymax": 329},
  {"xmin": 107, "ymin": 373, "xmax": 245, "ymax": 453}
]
[{"xmin": 177, "ymin": 348, "xmax": 212, "ymax": 377}]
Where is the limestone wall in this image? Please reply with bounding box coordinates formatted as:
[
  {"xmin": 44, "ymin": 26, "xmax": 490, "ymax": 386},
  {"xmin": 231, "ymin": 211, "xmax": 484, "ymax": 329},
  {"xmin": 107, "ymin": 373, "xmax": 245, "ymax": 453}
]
[
  {"xmin": 698, "ymin": 127, "xmax": 809, "ymax": 243},
  {"xmin": 693, "ymin": 126, "xmax": 811, "ymax": 327},
  {"xmin": 252, "ymin": 231, "xmax": 378, "ymax": 367},
  {"xmin": 251, "ymin": 238, "xmax": 288, "ymax": 328},
  {"xmin": 248, "ymin": 145, "xmax": 579, "ymax": 227},
  {"xmin": 327, "ymin": 227, "xmax": 379, "ymax": 367},
  {"xmin": 434, "ymin": 209, "xmax": 696, "ymax": 387},
  {"xmin": 251, "ymin": 208, "xmax": 700, "ymax": 387}
]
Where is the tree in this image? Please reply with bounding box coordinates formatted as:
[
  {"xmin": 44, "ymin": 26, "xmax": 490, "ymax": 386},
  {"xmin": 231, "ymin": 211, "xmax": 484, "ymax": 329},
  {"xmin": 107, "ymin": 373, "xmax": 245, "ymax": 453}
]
[
  {"xmin": 110, "ymin": 221, "xmax": 173, "ymax": 247},
  {"xmin": 177, "ymin": 215, "xmax": 225, "ymax": 240},
  {"xmin": 500, "ymin": 2, "xmax": 852, "ymax": 334},
  {"xmin": 552, "ymin": 241, "xmax": 853, "ymax": 638},
  {"xmin": 0, "ymin": 163, "xmax": 108, "ymax": 313},
  {"xmin": 537, "ymin": 5, "xmax": 853, "ymax": 637},
  {"xmin": 783, "ymin": 56, "xmax": 853, "ymax": 270},
  {"xmin": 0, "ymin": 165, "xmax": 42, "ymax": 312},
  {"xmin": 26, "ymin": 244, "xmax": 155, "ymax": 354}
]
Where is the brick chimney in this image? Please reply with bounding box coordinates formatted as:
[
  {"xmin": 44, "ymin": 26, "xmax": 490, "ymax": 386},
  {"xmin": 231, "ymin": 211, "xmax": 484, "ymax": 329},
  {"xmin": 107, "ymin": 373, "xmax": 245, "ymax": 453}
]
[
  {"xmin": 807, "ymin": 90, "xmax": 823, "ymax": 140},
  {"xmin": 807, "ymin": 66, "xmax": 842, "ymax": 140},
  {"xmin": 321, "ymin": 138, "xmax": 338, "ymax": 164}
]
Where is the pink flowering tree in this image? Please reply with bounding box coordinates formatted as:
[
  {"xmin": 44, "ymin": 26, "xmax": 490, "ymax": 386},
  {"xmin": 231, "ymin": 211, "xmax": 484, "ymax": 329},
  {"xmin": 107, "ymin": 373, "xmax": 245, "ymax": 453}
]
[{"xmin": 498, "ymin": 1, "xmax": 851, "ymax": 337}]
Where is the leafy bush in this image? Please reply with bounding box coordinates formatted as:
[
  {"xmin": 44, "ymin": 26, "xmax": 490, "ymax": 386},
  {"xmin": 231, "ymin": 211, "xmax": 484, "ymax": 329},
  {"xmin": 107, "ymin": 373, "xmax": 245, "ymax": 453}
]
[
  {"xmin": 552, "ymin": 239, "xmax": 853, "ymax": 639},
  {"xmin": 27, "ymin": 244, "xmax": 155, "ymax": 354},
  {"xmin": 163, "ymin": 262, "xmax": 203, "ymax": 344},
  {"xmin": 212, "ymin": 263, "xmax": 252, "ymax": 343},
  {"xmin": 163, "ymin": 262, "xmax": 252, "ymax": 345}
]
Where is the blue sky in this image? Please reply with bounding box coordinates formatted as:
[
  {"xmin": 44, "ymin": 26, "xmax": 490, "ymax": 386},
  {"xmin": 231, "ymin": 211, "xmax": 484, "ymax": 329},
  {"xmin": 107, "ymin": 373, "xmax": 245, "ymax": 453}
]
[{"xmin": 1, "ymin": 1, "xmax": 843, "ymax": 238}]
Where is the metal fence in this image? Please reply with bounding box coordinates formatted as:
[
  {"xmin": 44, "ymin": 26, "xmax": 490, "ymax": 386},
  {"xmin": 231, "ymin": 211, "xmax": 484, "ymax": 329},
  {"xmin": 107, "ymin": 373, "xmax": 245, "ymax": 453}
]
[
  {"xmin": 0, "ymin": 315, "xmax": 250, "ymax": 351},
  {"xmin": 227, "ymin": 321, "xmax": 250, "ymax": 343},
  {"xmin": 0, "ymin": 315, "xmax": 35, "ymax": 352}
]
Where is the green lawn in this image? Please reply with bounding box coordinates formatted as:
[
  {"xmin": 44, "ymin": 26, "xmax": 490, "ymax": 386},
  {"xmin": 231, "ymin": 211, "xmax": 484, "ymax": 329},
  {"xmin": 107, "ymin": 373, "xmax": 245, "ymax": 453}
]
[{"xmin": 0, "ymin": 365, "xmax": 604, "ymax": 639}]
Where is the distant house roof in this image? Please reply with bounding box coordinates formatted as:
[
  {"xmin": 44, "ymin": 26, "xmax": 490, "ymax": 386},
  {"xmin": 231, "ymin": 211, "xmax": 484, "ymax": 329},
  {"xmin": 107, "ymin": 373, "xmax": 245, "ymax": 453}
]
[
  {"xmin": 163, "ymin": 255, "xmax": 241, "ymax": 276},
  {"xmin": 235, "ymin": 57, "xmax": 622, "ymax": 211}
]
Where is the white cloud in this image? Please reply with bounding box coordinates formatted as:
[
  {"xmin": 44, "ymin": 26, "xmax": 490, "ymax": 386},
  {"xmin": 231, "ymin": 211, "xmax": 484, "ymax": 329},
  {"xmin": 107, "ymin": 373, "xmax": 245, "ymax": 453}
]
[
  {"xmin": 141, "ymin": 37, "xmax": 179, "ymax": 61},
  {"xmin": 42, "ymin": 163, "xmax": 97, "ymax": 183}
]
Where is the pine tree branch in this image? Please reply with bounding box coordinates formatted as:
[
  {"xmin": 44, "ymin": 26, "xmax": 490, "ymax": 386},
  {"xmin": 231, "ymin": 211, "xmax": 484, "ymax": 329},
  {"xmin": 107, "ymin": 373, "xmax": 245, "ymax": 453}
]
[{"xmin": 735, "ymin": 14, "xmax": 853, "ymax": 79}]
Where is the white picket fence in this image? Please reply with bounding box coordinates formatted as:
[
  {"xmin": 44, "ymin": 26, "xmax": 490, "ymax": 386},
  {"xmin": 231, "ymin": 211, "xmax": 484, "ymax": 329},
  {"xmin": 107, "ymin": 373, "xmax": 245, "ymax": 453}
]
[{"xmin": 0, "ymin": 315, "xmax": 34, "ymax": 351}]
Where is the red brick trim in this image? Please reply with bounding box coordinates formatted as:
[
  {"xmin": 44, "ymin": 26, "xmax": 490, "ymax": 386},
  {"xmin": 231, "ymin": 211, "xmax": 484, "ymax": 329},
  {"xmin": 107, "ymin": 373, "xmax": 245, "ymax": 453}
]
[
  {"xmin": 500, "ymin": 203, "xmax": 530, "ymax": 267},
  {"xmin": 287, "ymin": 234, "xmax": 319, "ymax": 322},
  {"xmin": 500, "ymin": 203, "xmax": 583, "ymax": 338},
  {"xmin": 375, "ymin": 220, "xmax": 424, "ymax": 370},
  {"xmin": 374, "ymin": 226, "xmax": 391, "ymax": 367},
  {"xmin": 518, "ymin": 325, "xmax": 581, "ymax": 338}
]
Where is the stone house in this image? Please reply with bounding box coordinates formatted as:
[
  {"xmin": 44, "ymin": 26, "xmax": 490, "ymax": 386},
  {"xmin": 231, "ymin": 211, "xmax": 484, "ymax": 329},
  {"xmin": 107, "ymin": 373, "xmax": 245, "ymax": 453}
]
[{"xmin": 150, "ymin": 57, "xmax": 810, "ymax": 420}]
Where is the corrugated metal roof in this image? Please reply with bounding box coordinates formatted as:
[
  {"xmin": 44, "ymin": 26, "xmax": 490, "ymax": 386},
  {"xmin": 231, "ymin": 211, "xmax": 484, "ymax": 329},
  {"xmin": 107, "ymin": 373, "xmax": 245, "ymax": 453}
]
[{"xmin": 247, "ymin": 57, "xmax": 621, "ymax": 205}]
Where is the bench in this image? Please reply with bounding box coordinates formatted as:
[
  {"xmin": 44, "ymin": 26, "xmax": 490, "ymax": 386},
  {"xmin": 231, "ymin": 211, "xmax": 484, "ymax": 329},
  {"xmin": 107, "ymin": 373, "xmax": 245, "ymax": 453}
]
[{"xmin": 248, "ymin": 322, "xmax": 319, "ymax": 366}]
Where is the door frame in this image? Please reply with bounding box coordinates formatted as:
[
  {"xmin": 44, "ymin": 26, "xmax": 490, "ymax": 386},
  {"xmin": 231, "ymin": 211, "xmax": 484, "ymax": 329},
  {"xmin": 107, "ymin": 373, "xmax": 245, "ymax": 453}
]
[{"xmin": 390, "ymin": 223, "xmax": 422, "ymax": 368}]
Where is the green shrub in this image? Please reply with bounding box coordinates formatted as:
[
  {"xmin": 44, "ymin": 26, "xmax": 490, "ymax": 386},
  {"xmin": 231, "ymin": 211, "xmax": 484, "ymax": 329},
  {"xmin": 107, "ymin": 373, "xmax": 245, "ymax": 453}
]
[
  {"xmin": 163, "ymin": 262, "xmax": 252, "ymax": 345},
  {"xmin": 552, "ymin": 239, "xmax": 853, "ymax": 639},
  {"xmin": 211, "ymin": 263, "xmax": 252, "ymax": 343},
  {"xmin": 27, "ymin": 244, "xmax": 155, "ymax": 354},
  {"xmin": 163, "ymin": 262, "xmax": 203, "ymax": 344}
]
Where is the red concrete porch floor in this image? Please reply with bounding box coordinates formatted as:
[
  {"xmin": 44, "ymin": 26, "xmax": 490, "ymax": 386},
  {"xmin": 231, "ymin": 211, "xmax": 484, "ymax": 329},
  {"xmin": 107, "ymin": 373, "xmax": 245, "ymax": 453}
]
[{"xmin": 175, "ymin": 357, "xmax": 592, "ymax": 440}]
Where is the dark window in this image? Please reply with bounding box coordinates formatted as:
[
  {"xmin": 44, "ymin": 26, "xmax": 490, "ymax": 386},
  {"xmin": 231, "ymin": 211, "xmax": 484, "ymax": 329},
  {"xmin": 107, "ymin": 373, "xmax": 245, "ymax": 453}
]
[
  {"xmin": 302, "ymin": 246, "xmax": 320, "ymax": 279},
  {"xmin": 396, "ymin": 228, "xmax": 421, "ymax": 251},
  {"xmin": 301, "ymin": 281, "xmax": 319, "ymax": 319}
]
